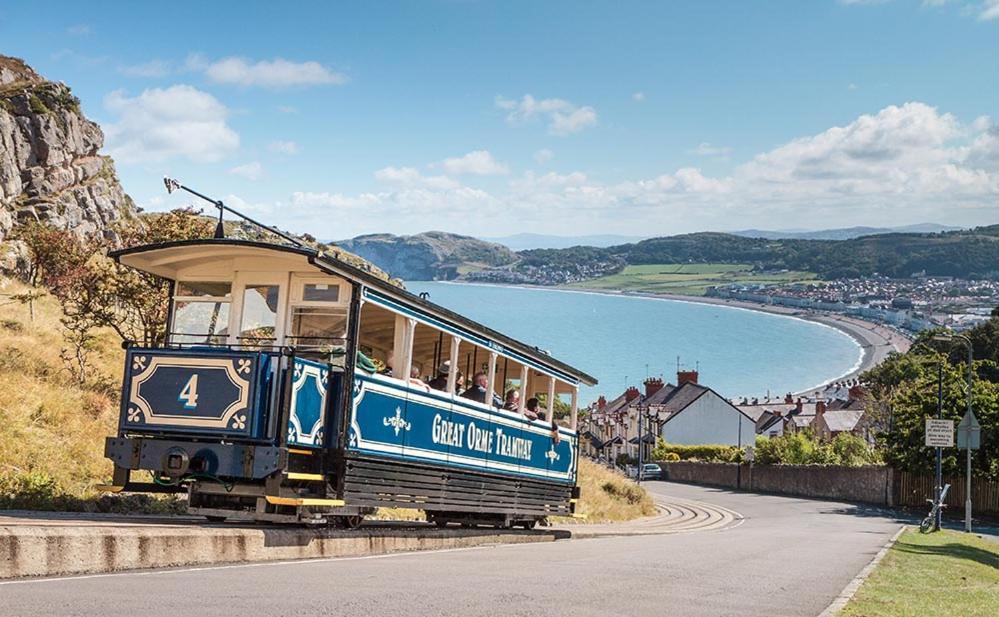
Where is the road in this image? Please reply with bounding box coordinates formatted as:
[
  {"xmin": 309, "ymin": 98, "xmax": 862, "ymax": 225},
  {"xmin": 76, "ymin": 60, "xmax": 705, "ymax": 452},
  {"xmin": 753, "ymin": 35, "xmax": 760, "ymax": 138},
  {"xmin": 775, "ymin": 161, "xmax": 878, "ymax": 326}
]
[{"xmin": 0, "ymin": 482, "xmax": 906, "ymax": 617}]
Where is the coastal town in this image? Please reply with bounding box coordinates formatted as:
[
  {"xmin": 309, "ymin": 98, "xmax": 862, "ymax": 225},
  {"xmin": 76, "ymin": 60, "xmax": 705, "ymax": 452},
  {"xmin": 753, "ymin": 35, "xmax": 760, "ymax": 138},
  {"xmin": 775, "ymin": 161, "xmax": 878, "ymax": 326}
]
[{"xmin": 3, "ymin": 3, "xmax": 999, "ymax": 617}]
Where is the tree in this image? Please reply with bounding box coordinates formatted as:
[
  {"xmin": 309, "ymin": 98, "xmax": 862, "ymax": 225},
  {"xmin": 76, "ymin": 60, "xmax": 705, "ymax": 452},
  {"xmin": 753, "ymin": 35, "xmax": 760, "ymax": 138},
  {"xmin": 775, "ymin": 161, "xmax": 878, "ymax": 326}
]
[{"xmin": 17, "ymin": 210, "xmax": 214, "ymax": 383}]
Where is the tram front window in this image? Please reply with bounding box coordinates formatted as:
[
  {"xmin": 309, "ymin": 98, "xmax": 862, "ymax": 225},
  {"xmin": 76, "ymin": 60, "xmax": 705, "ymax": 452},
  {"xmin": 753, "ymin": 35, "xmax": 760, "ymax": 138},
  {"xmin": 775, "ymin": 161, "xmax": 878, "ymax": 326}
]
[
  {"xmin": 239, "ymin": 284, "xmax": 279, "ymax": 348},
  {"xmin": 170, "ymin": 281, "xmax": 231, "ymax": 345}
]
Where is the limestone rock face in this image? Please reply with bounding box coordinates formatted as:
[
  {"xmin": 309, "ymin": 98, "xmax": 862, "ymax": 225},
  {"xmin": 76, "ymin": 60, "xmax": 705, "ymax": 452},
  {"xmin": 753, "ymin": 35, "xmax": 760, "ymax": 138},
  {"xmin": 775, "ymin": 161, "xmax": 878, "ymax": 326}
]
[
  {"xmin": 335, "ymin": 231, "xmax": 517, "ymax": 281},
  {"xmin": 0, "ymin": 55, "xmax": 135, "ymax": 249}
]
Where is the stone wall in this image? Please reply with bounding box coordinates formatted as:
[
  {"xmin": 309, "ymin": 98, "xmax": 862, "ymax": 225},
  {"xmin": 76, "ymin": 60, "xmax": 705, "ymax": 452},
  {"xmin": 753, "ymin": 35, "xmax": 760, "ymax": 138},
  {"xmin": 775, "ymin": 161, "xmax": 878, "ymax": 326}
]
[{"xmin": 658, "ymin": 461, "xmax": 894, "ymax": 506}]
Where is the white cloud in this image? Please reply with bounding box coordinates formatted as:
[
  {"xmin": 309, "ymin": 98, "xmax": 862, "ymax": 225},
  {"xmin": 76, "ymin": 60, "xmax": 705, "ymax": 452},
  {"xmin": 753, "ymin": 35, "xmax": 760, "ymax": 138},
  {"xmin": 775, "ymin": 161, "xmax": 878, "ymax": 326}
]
[
  {"xmin": 980, "ymin": 0, "xmax": 999, "ymax": 20},
  {"xmin": 199, "ymin": 56, "xmax": 347, "ymax": 88},
  {"xmin": 438, "ymin": 150, "xmax": 508, "ymax": 176},
  {"xmin": 848, "ymin": 83, "xmax": 859, "ymax": 91},
  {"xmin": 103, "ymin": 85, "xmax": 240, "ymax": 163},
  {"xmin": 374, "ymin": 166, "xmax": 459, "ymax": 190},
  {"xmin": 278, "ymin": 102, "xmax": 999, "ymax": 237},
  {"xmin": 229, "ymin": 162, "xmax": 264, "ymax": 181},
  {"xmin": 534, "ymin": 148, "xmax": 554, "ymax": 164},
  {"xmin": 277, "ymin": 105, "xmax": 298, "ymax": 114},
  {"xmin": 632, "ymin": 92, "xmax": 645, "ymax": 102},
  {"xmin": 118, "ymin": 59, "xmax": 173, "ymax": 78},
  {"xmin": 268, "ymin": 140, "xmax": 300, "ymax": 155},
  {"xmin": 67, "ymin": 24, "xmax": 91, "ymax": 36},
  {"xmin": 690, "ymin": 142, "xmax": 733, "ymax": 157},
  {"xmin": 496, "ymin": 94, "xmax": 598, "ymax": 136}
]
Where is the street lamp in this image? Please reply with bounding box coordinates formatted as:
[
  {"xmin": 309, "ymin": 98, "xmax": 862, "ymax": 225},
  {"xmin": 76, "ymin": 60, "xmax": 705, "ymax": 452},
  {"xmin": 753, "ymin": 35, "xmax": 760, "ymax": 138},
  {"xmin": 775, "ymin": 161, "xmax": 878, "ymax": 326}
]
[
  {"xmin": 912, "ymin": 342, "xmax": 946, "ymax": 532},
  {"xmin": 932, "ymin": 333, "xmax": 974, "ymax": 532},
  {"xmin": 634, "ymin": 403, "xmax": 665, "ymax": 484}
]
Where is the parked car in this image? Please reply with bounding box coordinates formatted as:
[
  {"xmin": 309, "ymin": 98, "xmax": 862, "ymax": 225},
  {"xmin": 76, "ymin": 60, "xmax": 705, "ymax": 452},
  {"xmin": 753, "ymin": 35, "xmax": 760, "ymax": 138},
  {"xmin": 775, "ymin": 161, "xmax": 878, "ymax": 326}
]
[{"xmin": 639, "ymin": 463, "xmax": 663, "ymax": 481}]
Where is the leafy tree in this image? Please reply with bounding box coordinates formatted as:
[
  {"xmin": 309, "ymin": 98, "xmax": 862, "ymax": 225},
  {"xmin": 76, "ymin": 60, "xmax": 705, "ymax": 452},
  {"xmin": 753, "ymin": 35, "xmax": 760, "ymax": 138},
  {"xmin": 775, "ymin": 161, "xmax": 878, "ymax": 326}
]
[{"xmin": 17, "ymin": 210, "xmax": 213, "ymax": 383}]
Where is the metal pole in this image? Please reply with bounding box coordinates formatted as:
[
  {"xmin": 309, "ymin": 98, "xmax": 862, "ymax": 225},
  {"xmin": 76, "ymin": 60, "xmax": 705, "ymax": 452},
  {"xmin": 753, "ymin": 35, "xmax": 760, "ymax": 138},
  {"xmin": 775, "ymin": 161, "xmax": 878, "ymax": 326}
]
[
  {"xmin": 935, "ymin": 361, "xmax": 943, "ymax": 531},
  {"xmin": 965, "ymin": 340, "xmax": 973, "ymax": 533},
  {"xmin": 637, "ymin": 407, "xmax": 643, "ymax": 485}
]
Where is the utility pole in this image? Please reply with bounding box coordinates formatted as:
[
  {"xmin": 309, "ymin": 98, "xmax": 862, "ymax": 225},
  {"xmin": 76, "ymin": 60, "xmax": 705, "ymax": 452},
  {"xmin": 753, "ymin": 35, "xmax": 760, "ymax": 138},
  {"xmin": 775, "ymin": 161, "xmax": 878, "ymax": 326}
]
[{"xmin": 935, "ymin": 361, "xmax": 943, "ymax": 532}]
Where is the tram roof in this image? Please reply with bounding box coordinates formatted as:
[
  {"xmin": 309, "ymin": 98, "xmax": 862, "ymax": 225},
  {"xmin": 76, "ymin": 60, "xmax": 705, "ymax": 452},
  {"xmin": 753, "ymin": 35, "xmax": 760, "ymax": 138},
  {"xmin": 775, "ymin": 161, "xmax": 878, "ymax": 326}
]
[{"xmin": 111, "ymin": 238, "xmax": 598, "ymax": 387}]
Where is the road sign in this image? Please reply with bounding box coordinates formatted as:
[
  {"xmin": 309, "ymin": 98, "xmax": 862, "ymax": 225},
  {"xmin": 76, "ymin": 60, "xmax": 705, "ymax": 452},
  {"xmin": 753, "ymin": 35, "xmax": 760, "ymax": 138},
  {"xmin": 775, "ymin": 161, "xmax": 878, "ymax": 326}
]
[
  {"xmin": 925, "ymin": 418, "xmax": 954, "ymax": 447},
  {"xmin": 957, "ymin": 411, "xmax": 981, "ymax": 450}
]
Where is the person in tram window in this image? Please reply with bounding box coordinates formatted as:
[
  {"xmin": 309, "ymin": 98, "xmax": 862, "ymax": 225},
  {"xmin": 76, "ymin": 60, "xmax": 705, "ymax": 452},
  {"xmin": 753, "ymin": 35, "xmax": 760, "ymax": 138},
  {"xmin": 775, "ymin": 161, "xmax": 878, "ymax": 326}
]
[
  {"xmin": 461, "ymin": 372, "xmax": 502, "ymax": 408},
  {"xmin": 524, "ymin": 397, "xmax": 541, "ymax": 421},
  {"xmin": 502, "ymin": 389, "xmax": 520, "ymax": 411},
  {"xmin": 428, "ymin": 360, "xmax": 450, "ymax": 391},
  {"xmin": 409, "ymin": 365, "xmax": 430, "ymax": 391},
  {"xmin": 379, "ymin": 351, "xmax": 394, "ymax": 377}
]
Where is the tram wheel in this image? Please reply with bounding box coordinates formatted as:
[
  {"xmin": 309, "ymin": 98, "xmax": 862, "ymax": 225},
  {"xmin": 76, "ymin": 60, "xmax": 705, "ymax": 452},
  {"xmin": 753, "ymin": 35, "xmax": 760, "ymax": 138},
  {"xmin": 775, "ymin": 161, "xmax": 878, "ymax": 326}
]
[
  {"xmin": 204, "ymin": 515, "xmax": 227, "ymax": 523},
  {"xmin": 340, "ymin": 515, "xmax": 364, "ymax": 529},
  {"xmin": 434, "ymin": 519, "xmax": 449, "ymax": 528},
  {"xmin": 520, "ymin": 520, "xmax": 537, "ymax": 530}
]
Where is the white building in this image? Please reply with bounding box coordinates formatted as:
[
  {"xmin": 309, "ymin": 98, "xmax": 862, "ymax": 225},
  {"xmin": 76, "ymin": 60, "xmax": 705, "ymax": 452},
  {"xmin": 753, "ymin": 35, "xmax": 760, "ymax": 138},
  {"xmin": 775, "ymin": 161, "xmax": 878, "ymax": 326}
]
[{"xmin": 659, "ymin": 382, "xmax": 757, "ymax": 447}]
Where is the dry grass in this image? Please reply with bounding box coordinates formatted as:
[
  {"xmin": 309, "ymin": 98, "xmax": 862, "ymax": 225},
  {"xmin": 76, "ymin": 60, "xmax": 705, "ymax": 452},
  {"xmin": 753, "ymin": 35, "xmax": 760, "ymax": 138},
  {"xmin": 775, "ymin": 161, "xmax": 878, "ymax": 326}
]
[
  {"xmin": 0, "ymin": 279, "xmax": 121, "ymax": 502},
  {"xmin": 552, "ymin": 459, "xmax": 656, "ymax": 524}
]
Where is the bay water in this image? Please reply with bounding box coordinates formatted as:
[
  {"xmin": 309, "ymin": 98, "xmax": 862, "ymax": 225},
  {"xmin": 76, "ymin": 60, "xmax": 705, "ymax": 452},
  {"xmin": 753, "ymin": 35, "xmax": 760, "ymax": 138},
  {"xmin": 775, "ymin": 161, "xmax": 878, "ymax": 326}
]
[{"xmin": 406, "ymin": 282, "xmax": 862, "ymax": 404}]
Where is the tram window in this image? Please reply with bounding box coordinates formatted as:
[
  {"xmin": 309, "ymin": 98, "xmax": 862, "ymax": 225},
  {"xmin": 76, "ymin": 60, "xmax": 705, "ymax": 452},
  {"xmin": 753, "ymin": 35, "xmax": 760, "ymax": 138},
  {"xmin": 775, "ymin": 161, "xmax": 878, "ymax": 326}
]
[
  {"xmin": 301, "ymin": 283, "xmax": 340, "ymax": 303},
  {"xmin": 290, "ymin": 306, "xmax": 348, "ymax": 348},
  {"xmin": 170, "ymin": 281, "xmax": 231, "ymax": 345},
  {"xmin": 239, "ymin": 284, "xmax": 279, "ymax": 347}
]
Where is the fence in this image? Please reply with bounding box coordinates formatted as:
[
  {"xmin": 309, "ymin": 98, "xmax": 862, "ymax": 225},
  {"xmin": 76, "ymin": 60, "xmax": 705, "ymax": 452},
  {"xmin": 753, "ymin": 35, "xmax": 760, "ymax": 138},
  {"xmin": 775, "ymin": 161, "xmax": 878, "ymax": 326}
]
[
  {"xmin": 657, "ymin": 461, "xmax": 999, "ymax": 517},
  {"xmin": 893, "ymin": 470, "xmax": 999, "ymax": 517}
]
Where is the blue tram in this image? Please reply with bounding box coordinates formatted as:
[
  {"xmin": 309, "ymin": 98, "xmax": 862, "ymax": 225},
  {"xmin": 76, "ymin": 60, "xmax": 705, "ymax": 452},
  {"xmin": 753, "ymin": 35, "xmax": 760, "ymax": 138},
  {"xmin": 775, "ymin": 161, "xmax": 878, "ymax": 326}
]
[{"xmin": 103, "ymin": 238, "xmax": 596, "ymax": 527}]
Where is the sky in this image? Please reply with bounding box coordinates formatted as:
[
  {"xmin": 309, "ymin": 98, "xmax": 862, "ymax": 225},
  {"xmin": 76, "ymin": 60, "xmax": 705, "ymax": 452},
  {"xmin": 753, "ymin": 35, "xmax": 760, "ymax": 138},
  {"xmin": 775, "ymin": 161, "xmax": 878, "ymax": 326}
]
[{"xmin": 2, "ymin": 0, "xmax": 998, "ymax": 240}]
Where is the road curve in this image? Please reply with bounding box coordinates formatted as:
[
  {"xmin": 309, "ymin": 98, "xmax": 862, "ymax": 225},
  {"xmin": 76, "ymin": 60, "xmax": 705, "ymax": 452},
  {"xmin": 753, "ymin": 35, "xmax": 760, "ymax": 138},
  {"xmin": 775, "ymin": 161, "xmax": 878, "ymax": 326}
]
[{"xmin": 0, "ymin": 482, "xmax": 905, "ymax": 617}]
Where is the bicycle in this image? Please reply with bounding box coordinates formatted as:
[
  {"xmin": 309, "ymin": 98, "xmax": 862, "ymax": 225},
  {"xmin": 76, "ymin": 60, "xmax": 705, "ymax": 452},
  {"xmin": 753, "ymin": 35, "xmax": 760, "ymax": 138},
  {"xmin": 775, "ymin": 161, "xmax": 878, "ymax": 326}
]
[{"xmin": 919, "ymin": 483, "xmax": 950, "ymax": 533}]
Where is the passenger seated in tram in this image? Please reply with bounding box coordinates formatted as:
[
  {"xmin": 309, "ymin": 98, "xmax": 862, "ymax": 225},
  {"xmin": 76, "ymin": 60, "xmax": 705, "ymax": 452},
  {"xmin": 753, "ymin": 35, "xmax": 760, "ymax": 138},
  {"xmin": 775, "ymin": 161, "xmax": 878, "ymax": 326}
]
[
  {"xmin": 427, "ymin": 361, "xmax": 450, "ymax": 391},
  {"xmin": 524, "ymin": 397, "xmax": 541, "ymax": 421},
  {"xmin": 409, "ymin": 365, "xmax": 430, "ymax": 391},
  {"xmin": 502, "ymin": 389, "xmax": 520, "ymax": 411},
  {"xmin": 461, "ymin": 372, "xmax": 502, "ymax": 408}
]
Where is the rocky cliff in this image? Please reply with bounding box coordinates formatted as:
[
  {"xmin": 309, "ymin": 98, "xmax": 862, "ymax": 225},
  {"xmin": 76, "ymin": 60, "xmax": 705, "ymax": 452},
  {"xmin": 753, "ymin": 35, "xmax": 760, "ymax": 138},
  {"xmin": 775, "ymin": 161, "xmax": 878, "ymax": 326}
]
[
  {"xmin": 0, "ymin": 55, "xmax": 135, "ymax": 267},
  {"xmin": 335, "ymin": 231, "xmax": 517, "ymax": 281}
]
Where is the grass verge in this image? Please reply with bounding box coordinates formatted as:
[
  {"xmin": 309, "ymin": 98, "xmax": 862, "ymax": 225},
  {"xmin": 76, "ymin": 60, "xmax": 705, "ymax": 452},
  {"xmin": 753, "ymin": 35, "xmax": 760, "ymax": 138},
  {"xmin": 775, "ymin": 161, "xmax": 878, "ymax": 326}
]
[
  {"xmin": 841, "ymin": 528, "xmax": 999, "ymax": 617},
  {"xmin": 566, "ymin": 263, "xmax": 817, "ymax": 296}
]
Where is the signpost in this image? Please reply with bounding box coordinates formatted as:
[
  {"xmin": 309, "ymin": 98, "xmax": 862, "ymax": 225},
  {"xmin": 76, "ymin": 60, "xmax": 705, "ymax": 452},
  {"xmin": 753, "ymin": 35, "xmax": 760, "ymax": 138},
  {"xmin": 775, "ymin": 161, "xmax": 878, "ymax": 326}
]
[
  {"xmin": 957, "ymin": 411, "xmax": 980, "ymax": 533},
  {"xmin": 925, "ymin": 419, "xmax": 954, "ymax": 447}
]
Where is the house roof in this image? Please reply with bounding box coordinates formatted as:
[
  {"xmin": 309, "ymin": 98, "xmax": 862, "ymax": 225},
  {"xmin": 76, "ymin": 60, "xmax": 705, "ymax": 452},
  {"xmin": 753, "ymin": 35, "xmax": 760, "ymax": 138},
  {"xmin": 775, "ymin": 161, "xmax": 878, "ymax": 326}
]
[
  {"xmin": 790, "ymin": 414, "xmax": 816, "ymax": 428},
  {"xmin": 659, "ymin": 382, "xmax": 757, "ymax": 424},
  {"xmin": 822, "ymin": 409, "xmax": 865, "ymax": 433}
]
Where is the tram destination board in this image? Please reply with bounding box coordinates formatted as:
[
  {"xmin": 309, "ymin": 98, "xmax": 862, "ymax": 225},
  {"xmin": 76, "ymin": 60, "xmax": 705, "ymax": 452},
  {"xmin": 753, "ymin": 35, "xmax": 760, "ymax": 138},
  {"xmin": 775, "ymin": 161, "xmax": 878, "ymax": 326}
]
[{"xmin": 925, "ymin": 418, "xmax": 954, "ymax": 448}]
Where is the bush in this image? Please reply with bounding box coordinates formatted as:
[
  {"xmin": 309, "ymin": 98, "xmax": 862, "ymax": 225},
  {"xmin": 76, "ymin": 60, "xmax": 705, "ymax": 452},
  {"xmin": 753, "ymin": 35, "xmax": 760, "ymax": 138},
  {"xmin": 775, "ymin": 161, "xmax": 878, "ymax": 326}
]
[
  {"xmin": 600, "ymin": 480, "xmax": 646, "ymax": 505},
  {"xmin": 651, "ymin": 441, "xmax": 742, "ymax": 463},
  {"xmin": 753, "ymin": 431, "xmax": 880, "ymax": 466}
]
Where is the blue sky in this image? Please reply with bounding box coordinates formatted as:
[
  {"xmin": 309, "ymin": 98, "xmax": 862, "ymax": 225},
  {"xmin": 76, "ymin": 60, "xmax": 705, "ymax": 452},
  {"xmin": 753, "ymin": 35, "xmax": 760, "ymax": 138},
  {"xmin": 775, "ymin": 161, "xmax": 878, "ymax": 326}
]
[{"xmin": 2, "ymin": 1, "xmax": 998, "ymax": 239}]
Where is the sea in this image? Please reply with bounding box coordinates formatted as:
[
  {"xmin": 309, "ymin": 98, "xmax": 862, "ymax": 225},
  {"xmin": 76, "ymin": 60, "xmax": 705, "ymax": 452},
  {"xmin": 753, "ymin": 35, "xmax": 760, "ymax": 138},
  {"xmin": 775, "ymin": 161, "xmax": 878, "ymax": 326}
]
[{"xmin": 406, "ymin": 281, "xmax": 863, "ymax": 404}]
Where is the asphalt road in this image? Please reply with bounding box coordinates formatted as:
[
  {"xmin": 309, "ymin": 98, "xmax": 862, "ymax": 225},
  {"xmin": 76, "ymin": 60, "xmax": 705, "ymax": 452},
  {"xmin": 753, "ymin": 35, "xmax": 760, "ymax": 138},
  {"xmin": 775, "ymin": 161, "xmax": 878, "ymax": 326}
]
[{"xmin": 0, "ymin": 482, "xmax": 906, "ymax": 617}]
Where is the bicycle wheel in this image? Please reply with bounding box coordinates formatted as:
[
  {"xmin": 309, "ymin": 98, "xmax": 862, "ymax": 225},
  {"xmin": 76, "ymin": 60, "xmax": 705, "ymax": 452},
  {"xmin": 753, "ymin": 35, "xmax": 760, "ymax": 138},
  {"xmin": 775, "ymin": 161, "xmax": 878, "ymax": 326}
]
[{"xmin": 919, "ymin": 515, "xmax": 933, "ymax": 533}]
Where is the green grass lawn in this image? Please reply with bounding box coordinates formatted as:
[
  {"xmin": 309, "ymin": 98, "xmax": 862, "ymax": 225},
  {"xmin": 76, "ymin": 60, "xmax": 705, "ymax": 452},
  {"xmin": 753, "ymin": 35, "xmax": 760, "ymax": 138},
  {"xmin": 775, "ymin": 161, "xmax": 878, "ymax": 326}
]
[
  {"xmin": 841, "ymin": 529, "xmax": 999, "ymax": 617},
  {"xmin": 565, "ymin": 263, "xmax": 818, "ymax": 296}
]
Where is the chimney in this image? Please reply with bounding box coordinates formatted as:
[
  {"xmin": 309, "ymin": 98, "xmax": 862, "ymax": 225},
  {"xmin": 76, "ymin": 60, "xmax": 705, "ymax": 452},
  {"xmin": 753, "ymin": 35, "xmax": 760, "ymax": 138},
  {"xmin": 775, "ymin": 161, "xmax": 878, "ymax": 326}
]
[
  {"xmin": 784, "ymin": 392, "xmax": 794, "ymax": 404},
  {"xmin": 644, "ymin": 377, "xmax": 664, "ymax": 398},
  {"xmin": 677, "ymin": 370, "xmax": 699, "ymax": 386},
  {"xmin": 816, "ymin": 399, "xmax": 826, "ymax": 416},
  {"xmin": 751, "ymin": 397, "xmax": 759, "ymax": 405},
  {"xmin": 624, "ymin": 386, "xmax": 641, "ymax": 402},
  {"xmin": 848, "ymin": 385, "xmax": 864, "ymax": 401},
  {"xmin": 795, "ymin": 398, "xmax": 803, "ymax": 414},
  {"xmin": 597, "ymin": 395, "xmax": 607, "ymax": 410}
]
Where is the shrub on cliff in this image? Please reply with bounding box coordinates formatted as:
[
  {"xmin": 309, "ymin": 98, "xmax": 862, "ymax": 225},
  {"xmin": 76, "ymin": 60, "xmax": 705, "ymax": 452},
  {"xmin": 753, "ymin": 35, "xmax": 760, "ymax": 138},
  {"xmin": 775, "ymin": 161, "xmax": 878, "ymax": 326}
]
[{"xmin": 753, "ymin": 431, "xmax": 879, "ymax": 466}]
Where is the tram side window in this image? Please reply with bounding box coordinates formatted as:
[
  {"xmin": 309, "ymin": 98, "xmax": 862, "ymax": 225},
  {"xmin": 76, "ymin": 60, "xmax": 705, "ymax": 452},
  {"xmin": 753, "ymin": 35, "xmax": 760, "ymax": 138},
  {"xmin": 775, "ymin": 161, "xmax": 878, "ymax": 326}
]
[
  {"xmin": 288, "ymin": 280, "xmax": 348, "ymax": 365},
  {"xmin": 170, "ymin": 281, "xmax": 232, "ymax": 345},
  {"xmin": 356, "ymin": 302, "xmax": 398, "ymax": 376},
  {"xmin": 238, "ymin": 284, "xmax": 279, "ymax": 348}
]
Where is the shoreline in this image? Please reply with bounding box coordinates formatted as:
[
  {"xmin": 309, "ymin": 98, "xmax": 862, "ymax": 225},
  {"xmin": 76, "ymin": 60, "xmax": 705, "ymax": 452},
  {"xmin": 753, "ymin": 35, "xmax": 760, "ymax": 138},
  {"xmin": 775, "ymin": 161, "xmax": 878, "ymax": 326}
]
[
  {"xmin": 565, "ymin": 286, "xmax": 912, "ymax": 391},
  {"xmin": 429, "ymin": 280, "xmax": 910, "ymax": 394}
]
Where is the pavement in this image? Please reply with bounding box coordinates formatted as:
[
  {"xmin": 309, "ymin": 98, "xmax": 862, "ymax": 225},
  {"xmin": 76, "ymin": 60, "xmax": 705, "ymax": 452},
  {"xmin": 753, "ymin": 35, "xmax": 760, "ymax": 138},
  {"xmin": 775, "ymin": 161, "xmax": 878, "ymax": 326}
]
[{"xmin": 0, "ymin": 481, "xmax": 909, "ymax": 617}]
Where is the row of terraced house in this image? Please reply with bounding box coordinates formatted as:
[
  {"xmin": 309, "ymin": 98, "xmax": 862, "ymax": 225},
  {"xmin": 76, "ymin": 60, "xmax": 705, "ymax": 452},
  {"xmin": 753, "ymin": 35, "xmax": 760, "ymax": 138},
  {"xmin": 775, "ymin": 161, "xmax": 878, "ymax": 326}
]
[{"xmin": 580, "ymin": 371, "xmax": 870, "ymax": 462}]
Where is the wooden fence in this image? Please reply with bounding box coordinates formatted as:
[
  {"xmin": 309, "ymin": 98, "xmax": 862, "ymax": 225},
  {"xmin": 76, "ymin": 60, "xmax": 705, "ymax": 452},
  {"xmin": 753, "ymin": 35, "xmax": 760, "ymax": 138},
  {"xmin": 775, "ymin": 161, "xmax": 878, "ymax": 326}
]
[{"xmin": 893, "ymin": 471, "xmax": 999, "ymax": 517}]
